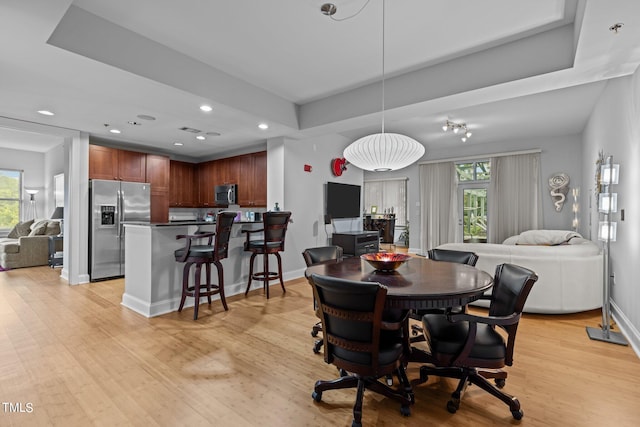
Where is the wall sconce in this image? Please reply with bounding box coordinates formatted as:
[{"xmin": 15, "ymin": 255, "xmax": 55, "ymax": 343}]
[
  {"xmin": 598, "ymin": 193, "xmax": 618, "ymax": 213},
  {"xmin": 598, "ymin": 220, "xmax": 617, "ymax": 242},
  {"xmin": 600, "ymin": 163, "xmax": 619, "ymax": 185}
]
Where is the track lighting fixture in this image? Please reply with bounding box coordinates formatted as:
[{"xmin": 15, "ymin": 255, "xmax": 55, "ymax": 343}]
[{"xmin": 443, "ymin": 120, "xmax": 472, "ymax": 142}]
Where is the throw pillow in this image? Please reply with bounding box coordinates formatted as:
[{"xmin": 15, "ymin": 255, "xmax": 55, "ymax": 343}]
[
  {"xmin": 44, "ymin": 221, "xmax": 61, "ymax": 236},
  {"xmin": 7, "ymin": 219, "xmax": 34, "ymax": 238},
  {"xmin": 28, "ymin": 220, "xmax": 49, "ymax": 236}
]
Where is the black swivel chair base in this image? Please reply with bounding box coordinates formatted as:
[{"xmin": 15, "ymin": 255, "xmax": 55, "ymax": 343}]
[
  {"xmin": 418, "ymin": 365, "xmax": 522, "ymax": 419},
  {"xmin": 312, "ymin": 368, "xmax": 413, "ymax": 427}
]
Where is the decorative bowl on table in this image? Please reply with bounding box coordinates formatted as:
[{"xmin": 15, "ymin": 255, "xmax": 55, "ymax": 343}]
[{"xmin": 361, "ymin": 252, "xmax": 411, "ymax": 272}]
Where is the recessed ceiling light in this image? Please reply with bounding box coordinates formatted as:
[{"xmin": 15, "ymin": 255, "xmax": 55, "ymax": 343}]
[
  {"xmin": 109, "ymin": 129, "xmax": 121, "ymax": 134},
  {"xmin": 258, "ymin": 123, "xmax": 269, "ymax": 130},
  {"xmin": 196, "ymin": 135, "xmax": 206, "ymax": 140},
  {"xmin": 200, "ymin": 105, "xmax": 213, "ymax": 112},
  {"xmin": 206, "ymin": 131, "xmax": 221, "ymax": 136},
  {"xmin": 173, "ymin": 142, "xmax": 184, "ymax": 146},
  {"xmin": 137, "ymin": 114, "xmax": 156, "ymax": 121},
  {"xmin": 37, "ymin": 110, "xmax": 55, "ymax": 116}
]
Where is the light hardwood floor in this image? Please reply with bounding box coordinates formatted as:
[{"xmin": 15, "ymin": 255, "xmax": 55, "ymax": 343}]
[{"xmin": 1, "ymin": 266, "xmax": 639, "ymax": 426}]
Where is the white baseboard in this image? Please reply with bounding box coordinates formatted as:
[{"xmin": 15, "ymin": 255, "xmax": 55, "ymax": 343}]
[{"xmin": 611, "ymin": 300, "xmax": 640, "ymax": 358}]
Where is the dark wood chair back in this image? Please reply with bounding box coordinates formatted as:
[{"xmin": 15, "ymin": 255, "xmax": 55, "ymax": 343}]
[
  {"xmin": 309, "ymin": 273, "xmax": 403, "ymax": 377},
  {"xmin": 488, "ymin": 263, "xmax": 538, "ymax": 364},
  {"xmin": 245, "ymin": 211, "xmax": 291, "ymax": 254},
  {"xmin": 213, "ymin": 211, "xmax": 237, "ymax": 261},
  {"xmin": 302, "ymin": 246, "xmax": 343, "ymax": 267},
  {"xmin": 427, "ymin": 248, "xmax": 478, "ymax": 266}
]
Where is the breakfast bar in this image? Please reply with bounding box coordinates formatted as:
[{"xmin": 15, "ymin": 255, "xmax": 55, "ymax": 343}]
[{"xmin": 122, "ymin": 221, "xmax": 261, "ymax": 317}]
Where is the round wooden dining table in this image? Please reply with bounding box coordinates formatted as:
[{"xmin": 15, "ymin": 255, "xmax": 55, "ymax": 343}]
[{"xmin": 304, "ymin": 255, "xmax": 493, "ymax": 310}]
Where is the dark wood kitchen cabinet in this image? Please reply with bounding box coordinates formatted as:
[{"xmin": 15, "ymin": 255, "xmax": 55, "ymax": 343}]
[
  {"xmin": 197, "ymin": 160, "xmax": 216, "ymax": 207},
  {"xmin": 237, "ymin": 151, "xmax": 267, "ymax": 207},
  {"xmin": 146, "ymin": 154, "xmax": 170, "ymax": 223},
  {"xmin": 89, "ymin": 145, "xmax": 147, "ymax": 182},
  {"xmin": 169, "ymin": 160, "xmax": 196, "ymax": 207}
]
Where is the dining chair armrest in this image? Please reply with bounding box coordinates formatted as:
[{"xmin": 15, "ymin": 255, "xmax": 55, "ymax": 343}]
[
  {"xmin": 381, "ymin": 309, "xmax": 410, "ymax": 331},
  {"xmin": 241, "ymin": 228, "xmax": 265, "ymax": 235},
  {"xmin": 447, "ymin": 311, "xmax": 521, "ymax": 327}
]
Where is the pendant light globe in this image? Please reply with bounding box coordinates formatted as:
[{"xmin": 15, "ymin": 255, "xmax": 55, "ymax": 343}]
[{"xmin": 344, "ymin": 133, "xmax": 425, "ymax": 171}]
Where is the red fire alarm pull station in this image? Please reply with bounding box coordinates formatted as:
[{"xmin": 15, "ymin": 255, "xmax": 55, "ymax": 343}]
[
  {"xmin": 304, "ymin": 164, "xmax": 312, "ymax": 172},
  {"xmin": 331, "ymin": 158, "xmax": 348, "ymax": 176}
]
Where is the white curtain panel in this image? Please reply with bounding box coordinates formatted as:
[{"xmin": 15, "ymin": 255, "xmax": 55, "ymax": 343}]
[
  {"xmin": 488, "ymin": 153, "xmax": 543, "ymax": 243},
  {"xmin": 419, "ymin": 162, "xmax": 458, "ymax": 251}
]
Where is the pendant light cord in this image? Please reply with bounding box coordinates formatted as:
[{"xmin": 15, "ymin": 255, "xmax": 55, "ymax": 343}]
[{"xmin": 381, "ymin": 0, "xmax": 386, "ymax": 134}]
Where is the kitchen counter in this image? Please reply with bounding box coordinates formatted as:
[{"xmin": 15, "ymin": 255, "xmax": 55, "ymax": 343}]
[
  {"xmin": 152, "ymin": 220, "xmax": 262, "ymax": 227},
  {"xmin": 121, "ymin": 221, "xmax": 262, "ymax": 317}
]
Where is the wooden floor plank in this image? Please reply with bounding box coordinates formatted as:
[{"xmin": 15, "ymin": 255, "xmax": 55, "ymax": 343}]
[{"xmin": 0, "ymin": 266, "xmax": 639, "ymax": 426}]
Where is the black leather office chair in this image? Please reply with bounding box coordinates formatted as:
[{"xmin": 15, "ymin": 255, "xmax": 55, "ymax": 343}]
[
  {"xmin": 308, "ymin": 273, "xmax": 412, "ymax": 427},
  {"xmin": 302, "ymin": 246, "xmax": 344, "ymax": 353},
  {"xmin": 174, "ymin": 211, "xmax": 236, "ymax": 320},
  {"xmin": 243, "ymin": 211, "xmax": 291, "ymax": 298},
  {"xmin": 410, "ymin": 249, "xmax": 479, "ymax": 339},
  {"xmin": 419, "ymin": 263, "xmax": 538, "ymax": 419}
]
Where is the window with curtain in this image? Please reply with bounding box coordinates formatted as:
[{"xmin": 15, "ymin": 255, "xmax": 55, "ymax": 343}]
[
  {"xmin": 363, "ymin": 178, "xmax": 407, "ymax": 226},
  {"xmin": 0, "ymin": 169, "xmax": 23, "ymax": 233}
]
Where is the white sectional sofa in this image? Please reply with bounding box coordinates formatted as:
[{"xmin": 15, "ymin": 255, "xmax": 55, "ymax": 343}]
[{"xmin": 437, "ymin": 230, "xmax": 603, "ymax": 314}]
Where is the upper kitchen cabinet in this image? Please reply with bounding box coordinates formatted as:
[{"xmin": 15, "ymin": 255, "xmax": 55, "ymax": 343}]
[
  {"xmin": 88, "ymin": 145, "xmax": 147, "ymax": 182},
  {"xmin": 170, "ymin": 160, "xmax": 196, "ymax": 207},
  {"xmin": 197, "ymin": 160, "xmax": 216, "ymax": 207},
  {"xmin": 146, "ymin": 154, "xmax": 170, "ymax": 223},
  {"xmin": 146, "ymin": 154, "xmax": 170, "ymax": 193},
  {"xmin": 236, "ymin": 151, "xmax": 267, "ymax": 207}
]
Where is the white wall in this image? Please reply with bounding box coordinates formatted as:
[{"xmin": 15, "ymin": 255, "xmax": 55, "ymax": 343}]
[
  {"xmin": 581, "ymin": 73, "xmax": 640, "ymax": 351},
  {"xmin": 44, "ymin": 143, "xmax": 66, "ymax": 218},
  {"xmin": 276, "ymin": 134, "xmax": 362, "ymax": 277}
]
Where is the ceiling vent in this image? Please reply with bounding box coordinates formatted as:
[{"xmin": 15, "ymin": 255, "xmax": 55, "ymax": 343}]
[{"xmin": 179, "ymin": 126, "xmax": 201, "ymax": 133}]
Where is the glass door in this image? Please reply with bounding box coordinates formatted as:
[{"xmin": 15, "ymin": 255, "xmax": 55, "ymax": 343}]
[{"xmin": 458, "ymin": 185, "xmax": 488, "ymax": 243}]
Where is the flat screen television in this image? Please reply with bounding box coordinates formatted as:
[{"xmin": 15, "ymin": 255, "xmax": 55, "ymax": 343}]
[{"xmin": 326, "ymin": 182, "xmax": 361, "ymax": 219}]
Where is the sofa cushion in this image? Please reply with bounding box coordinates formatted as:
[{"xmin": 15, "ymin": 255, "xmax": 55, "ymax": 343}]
[{"xmin": 7, "ymin": 219, "xmax": 34, "ymax": 238}]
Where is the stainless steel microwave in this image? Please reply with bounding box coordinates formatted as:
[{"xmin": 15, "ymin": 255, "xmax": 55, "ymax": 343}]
[{"xmin": 214, "ymin": 184, "xmax": 237, "ymax": 205}]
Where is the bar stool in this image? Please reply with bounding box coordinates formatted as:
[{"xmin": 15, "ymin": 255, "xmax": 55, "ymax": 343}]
[
  {"xmin": 174, "ymin": 211, "xmax": 236, "ymax": 319},
  {"xmin": 243, "ymin": 211, "xmax": 292, "ymax": 299}
]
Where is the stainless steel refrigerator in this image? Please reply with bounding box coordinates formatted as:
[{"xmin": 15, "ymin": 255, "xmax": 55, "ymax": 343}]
[{"xmin": 89, "ymin": 179, "xmax": 151, "ymax": 281}]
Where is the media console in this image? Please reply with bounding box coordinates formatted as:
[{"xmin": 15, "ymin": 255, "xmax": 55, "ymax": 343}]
[{"xmin": 331, "ymin": 231, "xmax": 380, "ymax": 256}]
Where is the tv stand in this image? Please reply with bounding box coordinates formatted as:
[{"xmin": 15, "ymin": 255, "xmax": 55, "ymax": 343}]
[{"xmin": 332, "ymin": 231, "xmax": 379, "ymax": 256}]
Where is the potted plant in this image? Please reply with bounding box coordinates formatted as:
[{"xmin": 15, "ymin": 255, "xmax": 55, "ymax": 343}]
[{"xmin": 398, "ymin": 222, "xmax": 409, "ymax": 247}]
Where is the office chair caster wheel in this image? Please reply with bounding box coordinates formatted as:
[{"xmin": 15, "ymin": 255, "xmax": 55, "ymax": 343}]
[
  {"xmin": 311, "ymin": 391, "xmax": 322, "ymax": 402},
  {"xmin": 313, "ymin": 341, "xmax": 322, "ymax": 353},
  {"xmin": 311, "ymin": 330, "xmax": 318, "ymax": 337},
  {"xmin": 351, "ymin": 420, "xmax": 362, "ymax": 427},
  {"xmin": 512, "ymin": 409, "xmax": 524, "ymax": 420},
  {"xmin": 446, "ymin": 400, "xmax": 459, "ymax": 414},
  {"xmin": 495, "ymin": 378, "xmax": 506, "ymax": 388},
  {"xmin": 400, "ymin": 405, "xmax": 411, "ymax": 417}
]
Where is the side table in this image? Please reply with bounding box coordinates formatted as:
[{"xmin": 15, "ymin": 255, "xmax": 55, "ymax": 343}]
[{"xmin": 48, "ymin": 235, "xmax": 63, "ymax": 268}]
